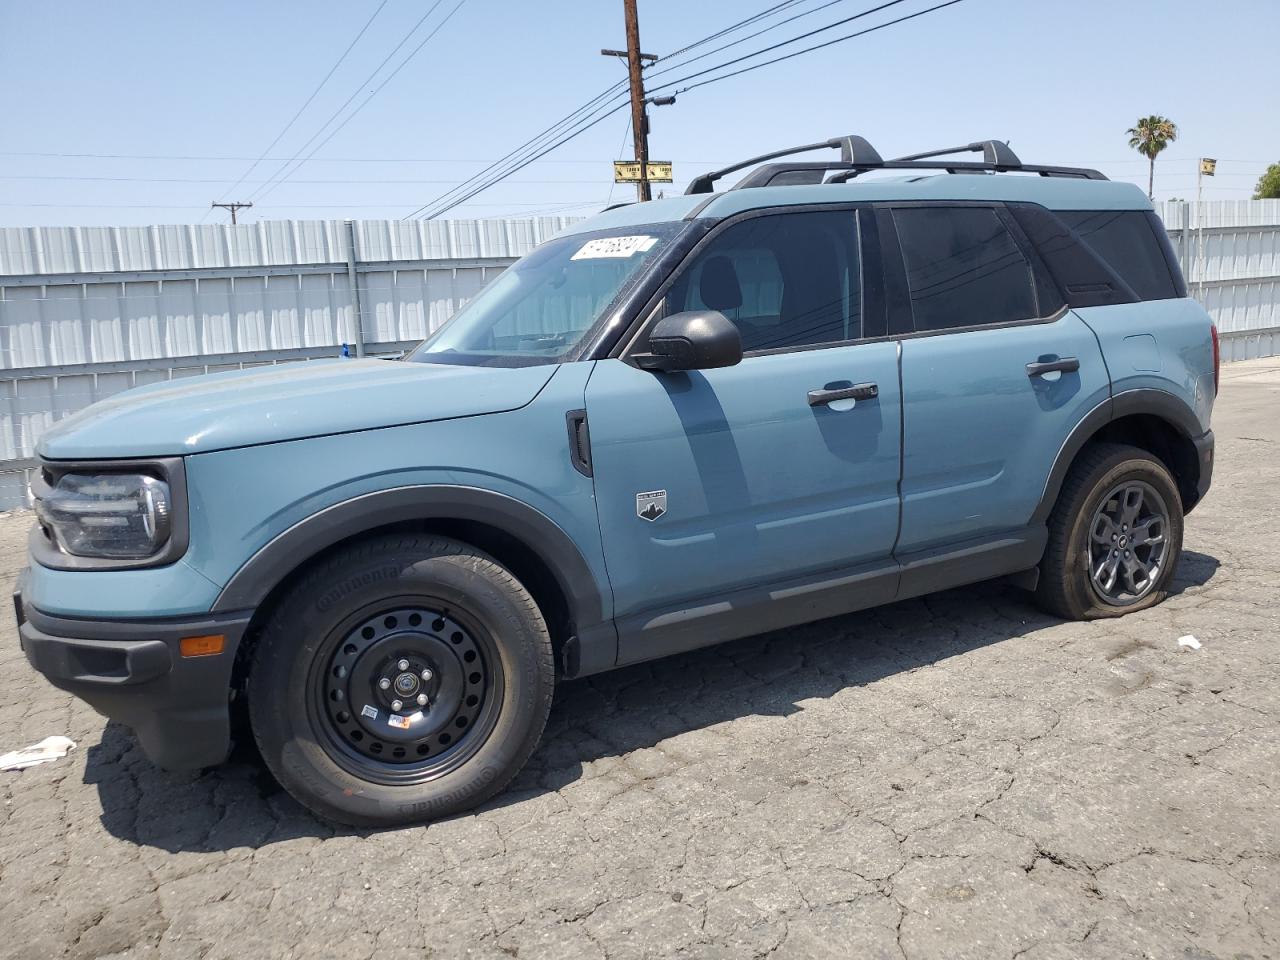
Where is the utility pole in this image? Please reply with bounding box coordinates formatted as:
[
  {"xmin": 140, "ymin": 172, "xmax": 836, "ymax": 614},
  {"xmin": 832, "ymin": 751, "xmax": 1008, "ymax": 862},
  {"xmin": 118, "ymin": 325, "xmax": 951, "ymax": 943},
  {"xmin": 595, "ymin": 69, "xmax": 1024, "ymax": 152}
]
[
  {"xmin": 622, "ymin": 0, "xmax": 650, "ymax": 203},
  {"xmin": 602, "ymin": 0, "xmax": 657, "ymax": 203},
  {"xmin": 210, "ymin": 201, "xmax": 253, "ymax": 224}
]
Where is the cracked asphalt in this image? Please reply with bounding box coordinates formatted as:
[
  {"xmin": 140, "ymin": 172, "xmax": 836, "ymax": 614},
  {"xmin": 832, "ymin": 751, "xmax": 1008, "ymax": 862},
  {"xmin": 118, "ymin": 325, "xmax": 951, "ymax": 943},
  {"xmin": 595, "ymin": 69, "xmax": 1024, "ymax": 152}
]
[{"xmin": 2, "ymin": 358, "xmax": 1278, "ymax": 960}]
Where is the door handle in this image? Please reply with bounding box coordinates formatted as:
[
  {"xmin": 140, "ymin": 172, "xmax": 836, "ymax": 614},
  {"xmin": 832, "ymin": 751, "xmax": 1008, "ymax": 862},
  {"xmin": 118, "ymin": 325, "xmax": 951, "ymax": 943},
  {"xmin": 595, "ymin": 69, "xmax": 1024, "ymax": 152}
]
[
  {"xmin": 807, "ymin": 382, "xmax": 878, "ymax": 406},
  {"xmin": 1026, "ymin": 357, "xmax": 1080, "ymax": 378}
]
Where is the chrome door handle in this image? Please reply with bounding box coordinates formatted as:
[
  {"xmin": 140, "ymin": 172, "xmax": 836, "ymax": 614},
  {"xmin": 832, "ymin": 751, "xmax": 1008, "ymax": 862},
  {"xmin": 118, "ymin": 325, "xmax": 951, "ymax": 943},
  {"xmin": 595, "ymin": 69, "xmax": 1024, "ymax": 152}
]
[
  {"xmin": 1026, "ymin": 357, "xmax": 1080, "ymax": 378},
  {"xmin": 807, "ymin": 382, "xmax": 878, "ymax": 406}
]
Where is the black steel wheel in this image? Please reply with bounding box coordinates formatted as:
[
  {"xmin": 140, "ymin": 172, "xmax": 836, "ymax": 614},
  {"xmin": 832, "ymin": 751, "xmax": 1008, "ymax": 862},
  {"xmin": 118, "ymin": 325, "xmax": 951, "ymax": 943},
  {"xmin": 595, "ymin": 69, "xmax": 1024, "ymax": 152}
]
[
  {"xmin": 1036, "ymin": 442, "xmax": 1184, "ymax": 620},
  {"xmin": 249, "ymin": 534, "xmax": 554, "ymax": 826},
  {"xmin": 312, "ymin": 603, "xmax": 501, "ymax": 783}
]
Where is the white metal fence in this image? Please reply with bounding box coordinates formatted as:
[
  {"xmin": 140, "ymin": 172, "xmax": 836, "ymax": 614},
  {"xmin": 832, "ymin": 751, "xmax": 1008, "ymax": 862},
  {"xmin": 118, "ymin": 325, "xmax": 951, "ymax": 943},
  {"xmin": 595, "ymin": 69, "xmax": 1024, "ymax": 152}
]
[
  {"xmin": 1, "ymin": 202, "xmax": 1278, "ymax": 510},
  {"xmin": 0, "ymin": 216, "xmax": 579, "ymax": 507},
  {"xmin": 1154, "ymin": 200, "xmax": 1280, "ymax": 359}
]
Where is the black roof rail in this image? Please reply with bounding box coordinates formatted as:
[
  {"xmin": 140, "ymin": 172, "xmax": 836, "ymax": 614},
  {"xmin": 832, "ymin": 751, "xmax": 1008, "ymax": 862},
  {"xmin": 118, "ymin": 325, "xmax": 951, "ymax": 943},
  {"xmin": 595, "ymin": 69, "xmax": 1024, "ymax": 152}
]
[
  {"xmin": 684, "ymin": 135, "xmax": 882, "ymax": 195},
  {"xmin": 891, "ymin": 140, "xmax": 1022, "ymax": 166},
  {"xmin": 684, "ymin": 137, "xmax": 1107, "ymax": 194}
]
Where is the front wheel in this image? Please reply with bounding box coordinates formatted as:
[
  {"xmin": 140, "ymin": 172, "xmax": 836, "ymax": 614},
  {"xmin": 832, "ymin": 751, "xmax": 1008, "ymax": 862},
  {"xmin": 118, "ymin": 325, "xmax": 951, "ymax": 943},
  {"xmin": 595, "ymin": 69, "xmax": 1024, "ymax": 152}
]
[
  {"xmin": 1036, "ymin": 443, "xmax": 1184, "ymax": 620},
  {"xmin": 248, "ymin": 534, "xmax": 554, "ymax": 827}
]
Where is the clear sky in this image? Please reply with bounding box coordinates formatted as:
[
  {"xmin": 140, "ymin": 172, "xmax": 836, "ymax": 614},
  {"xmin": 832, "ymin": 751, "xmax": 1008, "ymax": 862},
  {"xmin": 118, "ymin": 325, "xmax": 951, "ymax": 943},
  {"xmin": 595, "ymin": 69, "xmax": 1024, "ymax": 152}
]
[{"xmin": 1, "ymin": 0, "xmax": 1275, "ymax": 228}]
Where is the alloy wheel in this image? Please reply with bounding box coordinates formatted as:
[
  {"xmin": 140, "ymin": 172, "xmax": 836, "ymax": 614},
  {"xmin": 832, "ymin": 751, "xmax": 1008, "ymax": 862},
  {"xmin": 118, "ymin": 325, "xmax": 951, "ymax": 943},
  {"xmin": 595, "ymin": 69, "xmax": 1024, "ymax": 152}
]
[{"xmin": 1087, "ymin": 480, "xmax": 1169, "ymax": 606}]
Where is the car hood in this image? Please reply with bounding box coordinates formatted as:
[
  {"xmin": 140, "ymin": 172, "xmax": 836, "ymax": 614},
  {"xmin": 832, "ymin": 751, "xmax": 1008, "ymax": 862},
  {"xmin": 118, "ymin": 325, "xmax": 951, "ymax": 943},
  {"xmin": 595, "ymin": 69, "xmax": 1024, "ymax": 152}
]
[{"xmin": 37, "ymin": 359, "xmax": 559, "ymax": 460}]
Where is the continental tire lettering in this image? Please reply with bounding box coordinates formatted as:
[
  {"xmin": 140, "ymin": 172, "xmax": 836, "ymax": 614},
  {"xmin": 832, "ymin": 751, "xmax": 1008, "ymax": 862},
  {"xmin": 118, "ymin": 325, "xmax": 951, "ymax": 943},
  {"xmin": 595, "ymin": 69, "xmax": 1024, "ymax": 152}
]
[
  {"xmin": 396, "ymin": 764, "xmax": 500, "ymax": 816},
  {"xmin": 315, "ymin": 565, "xmax": 402, "ymax": 612}
]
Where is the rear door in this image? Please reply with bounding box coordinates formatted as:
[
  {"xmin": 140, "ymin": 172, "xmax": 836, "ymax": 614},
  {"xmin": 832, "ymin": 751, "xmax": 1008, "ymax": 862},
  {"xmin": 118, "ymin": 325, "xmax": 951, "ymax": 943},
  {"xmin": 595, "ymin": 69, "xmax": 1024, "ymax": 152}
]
[
  {"xmin": 885, "ymin": 203, "xmax": 1111, "ymax": 555},
  {"xmin": 584, "ymin": 207, "xmax": 903, "ymax": 659}
]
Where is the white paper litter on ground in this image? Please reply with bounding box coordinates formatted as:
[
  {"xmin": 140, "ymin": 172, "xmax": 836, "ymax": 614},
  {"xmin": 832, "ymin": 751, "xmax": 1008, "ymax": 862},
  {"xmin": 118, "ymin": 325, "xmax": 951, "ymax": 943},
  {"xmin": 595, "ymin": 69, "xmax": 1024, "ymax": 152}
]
[
  {"xmin": 1177, "ymin": 635, "xmax": 1202, "ymax": 650},
  {"xmin": 0, "ymin": 736, "xmax": 76, "ymax": 771}
]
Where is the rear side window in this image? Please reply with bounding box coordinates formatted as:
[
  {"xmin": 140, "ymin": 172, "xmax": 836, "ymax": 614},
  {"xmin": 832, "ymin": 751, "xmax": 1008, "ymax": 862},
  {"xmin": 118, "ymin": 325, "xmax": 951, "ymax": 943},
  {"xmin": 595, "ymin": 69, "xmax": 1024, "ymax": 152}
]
[
  {"xmin": 1056, "ymin": 210, "xmax": 1179, "ymax": 301},
  {"xmin": 892, "ymin": 206, "xmax": 1038, "ymax": 331},
  {"xmin": 666, "ymin": 210, "xmax": 862, "ymax": 352}
]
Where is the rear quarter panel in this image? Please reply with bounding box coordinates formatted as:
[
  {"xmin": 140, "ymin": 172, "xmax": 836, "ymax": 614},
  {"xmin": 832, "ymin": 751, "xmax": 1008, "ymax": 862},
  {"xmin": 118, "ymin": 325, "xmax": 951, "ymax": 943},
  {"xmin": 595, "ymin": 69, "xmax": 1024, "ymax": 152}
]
[{"xmin": 1074, "ymin": 298, "xmax": 1216, "ymax": 432}]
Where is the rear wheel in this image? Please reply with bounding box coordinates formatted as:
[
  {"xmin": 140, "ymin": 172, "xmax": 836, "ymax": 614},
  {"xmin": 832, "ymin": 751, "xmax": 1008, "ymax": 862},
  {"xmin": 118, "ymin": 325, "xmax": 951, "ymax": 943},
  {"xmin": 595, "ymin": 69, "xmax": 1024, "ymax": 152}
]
[
  {"xmin": 248, "ymin": 534, "xmax": 554, "ymax": 826},
  {"xmin": 1036, "ymin": 443, "xmax": 1184, "ymax": 620}
]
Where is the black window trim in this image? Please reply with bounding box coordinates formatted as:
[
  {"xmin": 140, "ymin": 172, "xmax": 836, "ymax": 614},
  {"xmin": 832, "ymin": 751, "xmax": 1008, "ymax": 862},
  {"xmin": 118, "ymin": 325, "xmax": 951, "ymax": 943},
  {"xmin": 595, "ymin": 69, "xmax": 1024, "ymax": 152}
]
[
  {"xmin": 874, "ymin": 199, "xmax": 1072, "ymax": 343},
  {"xmin": 614, "ymin": 201, "xmax": 889, "ymax": 364}
]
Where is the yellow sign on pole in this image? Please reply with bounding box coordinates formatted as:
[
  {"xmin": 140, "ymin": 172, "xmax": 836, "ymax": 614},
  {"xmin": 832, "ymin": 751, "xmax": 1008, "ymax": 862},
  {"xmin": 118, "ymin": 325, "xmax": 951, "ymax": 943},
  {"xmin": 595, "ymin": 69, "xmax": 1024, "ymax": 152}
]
[
  {"xmin": 613, "ymin": 161, "xmax": 674, "ymax": 183},
  {"xmin": 1199, "ymin": 158, "xmax": 1217, "ymax": 176}
]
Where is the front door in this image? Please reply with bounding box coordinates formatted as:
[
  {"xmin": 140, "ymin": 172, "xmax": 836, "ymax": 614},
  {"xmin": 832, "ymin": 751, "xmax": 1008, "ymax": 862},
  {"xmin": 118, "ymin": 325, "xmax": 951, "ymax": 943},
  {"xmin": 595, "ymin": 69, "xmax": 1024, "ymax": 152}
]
[{"xmin": 583, "ymin": 208, "xmax": 903, "ymax": 663}]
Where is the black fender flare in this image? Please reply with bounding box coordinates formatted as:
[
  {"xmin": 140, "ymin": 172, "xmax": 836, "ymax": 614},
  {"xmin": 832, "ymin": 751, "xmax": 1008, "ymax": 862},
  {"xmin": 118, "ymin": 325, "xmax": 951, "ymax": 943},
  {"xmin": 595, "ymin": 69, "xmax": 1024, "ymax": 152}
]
[
  {"xmin": 211, "ymin": 485, "xmax": 612, "ymax": 674},
  {"xmin": 1032, "ymin": 388, "xmax": 1205, "ymax": 525}
]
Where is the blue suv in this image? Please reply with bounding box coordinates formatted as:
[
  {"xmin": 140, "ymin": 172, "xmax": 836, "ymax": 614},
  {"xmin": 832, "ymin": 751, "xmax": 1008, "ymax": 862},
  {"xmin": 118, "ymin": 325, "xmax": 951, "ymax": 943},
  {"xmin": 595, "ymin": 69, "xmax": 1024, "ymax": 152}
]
[{"xmin": 16, "ymin": 138, "xmax": 1217, "ymax": 825}]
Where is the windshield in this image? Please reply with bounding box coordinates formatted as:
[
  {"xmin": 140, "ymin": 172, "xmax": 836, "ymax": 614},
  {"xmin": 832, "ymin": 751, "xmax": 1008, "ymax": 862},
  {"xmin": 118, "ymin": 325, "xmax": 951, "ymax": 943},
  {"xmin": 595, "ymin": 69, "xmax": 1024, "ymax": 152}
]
[{"xmin": 407, "ymin": 222, "xmax": 684, "ymax": 367}]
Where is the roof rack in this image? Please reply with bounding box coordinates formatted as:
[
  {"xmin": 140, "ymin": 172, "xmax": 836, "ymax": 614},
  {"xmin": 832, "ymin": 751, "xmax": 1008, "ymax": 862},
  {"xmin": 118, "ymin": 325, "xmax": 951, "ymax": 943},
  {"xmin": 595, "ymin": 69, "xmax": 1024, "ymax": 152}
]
[{"xmin": 684, "ymin": 137, "xmax": 1106, "ymax": 194}]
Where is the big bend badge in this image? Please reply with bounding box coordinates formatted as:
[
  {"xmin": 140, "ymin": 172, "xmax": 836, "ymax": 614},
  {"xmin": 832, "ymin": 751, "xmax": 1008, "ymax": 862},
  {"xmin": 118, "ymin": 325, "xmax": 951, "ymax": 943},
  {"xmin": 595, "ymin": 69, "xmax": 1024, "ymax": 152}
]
[{"xmin": 636, "ymin": 490, "xmax": 667, "ymax": 522}]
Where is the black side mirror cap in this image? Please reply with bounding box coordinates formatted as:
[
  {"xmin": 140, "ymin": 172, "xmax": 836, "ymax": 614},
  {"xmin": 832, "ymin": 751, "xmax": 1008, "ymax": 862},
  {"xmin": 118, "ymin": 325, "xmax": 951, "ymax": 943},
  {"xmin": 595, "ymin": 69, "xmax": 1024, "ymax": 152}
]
[{"xmin": 633, "ymin": 310, "xmax": 743, "ymax": 372}]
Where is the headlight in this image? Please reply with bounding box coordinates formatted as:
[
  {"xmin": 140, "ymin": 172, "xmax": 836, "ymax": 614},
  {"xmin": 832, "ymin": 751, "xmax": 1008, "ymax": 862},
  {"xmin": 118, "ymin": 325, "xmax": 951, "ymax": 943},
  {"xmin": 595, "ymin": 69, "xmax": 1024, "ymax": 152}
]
[{"xmin": 35, "ymin": 473, "xmax": 172, "ymax": 559}]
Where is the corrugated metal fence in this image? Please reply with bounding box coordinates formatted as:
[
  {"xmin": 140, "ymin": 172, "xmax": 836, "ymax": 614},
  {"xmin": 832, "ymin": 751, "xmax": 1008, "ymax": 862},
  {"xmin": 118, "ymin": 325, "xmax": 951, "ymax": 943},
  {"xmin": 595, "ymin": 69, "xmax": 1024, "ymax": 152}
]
[
  {"xmin": 1, "ymin": 202, "xmax": 1278, "ymax": 509},
  {"xmin": 0, "ymin": 216, "xmax": 578, "ymax": 507},
  {"xmin": 1155, "ymin": 200, "xmax": 1280, "ymax": 359}
]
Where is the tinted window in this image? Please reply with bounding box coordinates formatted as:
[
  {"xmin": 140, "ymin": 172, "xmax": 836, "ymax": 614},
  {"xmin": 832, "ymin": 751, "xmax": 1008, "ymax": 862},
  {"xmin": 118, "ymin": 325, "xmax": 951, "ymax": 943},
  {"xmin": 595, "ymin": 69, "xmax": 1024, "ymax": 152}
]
[
  {"xmin": 666, "ymin": 211, "xmax": 861, "ymax": 352},
  {"xmin": 893, "ymin": 206, "xmax": 1037, "ymax": 331},
  {"xmin": 1056, "ymin": 210, "xmax": 1178, "ymax": 301}
]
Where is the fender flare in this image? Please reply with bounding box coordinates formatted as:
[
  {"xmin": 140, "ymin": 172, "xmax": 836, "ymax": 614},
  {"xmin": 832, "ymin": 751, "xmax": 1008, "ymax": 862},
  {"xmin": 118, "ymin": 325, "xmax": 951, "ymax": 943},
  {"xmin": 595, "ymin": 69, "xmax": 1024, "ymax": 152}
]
[
  {"xmin": 211, "ymin": 486, "xmax": 608, "ymax": 663},
  {"xmin": 1032, "ymin": 388, "xmax": 1205, "ymax": 525}
]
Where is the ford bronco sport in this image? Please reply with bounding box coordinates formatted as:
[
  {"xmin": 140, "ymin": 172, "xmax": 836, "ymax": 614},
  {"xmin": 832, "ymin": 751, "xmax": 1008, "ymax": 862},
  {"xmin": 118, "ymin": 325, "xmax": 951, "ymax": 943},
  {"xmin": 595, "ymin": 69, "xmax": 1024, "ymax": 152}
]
[{"xmin": 16, "ymin": 137, "xmax": 1217, "ymax": 826}]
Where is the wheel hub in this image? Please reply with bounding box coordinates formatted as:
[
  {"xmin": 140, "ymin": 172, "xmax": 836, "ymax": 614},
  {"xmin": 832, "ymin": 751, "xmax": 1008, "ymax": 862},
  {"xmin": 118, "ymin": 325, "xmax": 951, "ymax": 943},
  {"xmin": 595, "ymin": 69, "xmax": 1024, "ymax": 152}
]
[{"xmin": 320, "ymin": 607, "xmax": 489, "ymax": 764}]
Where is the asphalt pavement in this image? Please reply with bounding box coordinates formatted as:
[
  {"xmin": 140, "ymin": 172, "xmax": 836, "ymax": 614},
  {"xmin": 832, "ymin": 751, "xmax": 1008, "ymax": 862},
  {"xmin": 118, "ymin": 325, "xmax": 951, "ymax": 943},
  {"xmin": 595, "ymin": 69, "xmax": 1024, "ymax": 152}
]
[{"xmin": 1, "ymin": 358, "xmax": 1277, "ymax": 959}]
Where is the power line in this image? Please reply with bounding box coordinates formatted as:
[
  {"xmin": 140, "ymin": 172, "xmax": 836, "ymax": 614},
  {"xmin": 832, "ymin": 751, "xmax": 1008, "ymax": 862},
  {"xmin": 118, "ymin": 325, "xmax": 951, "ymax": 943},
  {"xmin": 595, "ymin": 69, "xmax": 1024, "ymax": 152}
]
[
  {"xmin": 411, "ymin": 101, "xmax": 631, "ymax": 220},
  {"xmin": 254, "ymin": 0, "xmax": 473, "ymax": 206},
  {"xmin": 649, "ymin": 0, "xmax": 972, "ymax": 98},
  {"xmin": 646, "ymin": 0, "xmax": 875, "ymax": 82},
  {"xmin": 660, "ymin": 0, "xmax": 810, "ymax": 62},
  {"xmin": 0, "ymin": 151, "xmax": 737, "ymax": 164},
  {"xmin": 420, "ymin": 0, "xmax": 889, "ymax": 219},
  {"xmin": 604, "ymin": 113, "xmax": 634, "ymax": 207},
  {"xmin": 403, "ymin": 0, "xmax": 816, "ymax": 220},
  {"xmin": 0, "ymin": 174, "xmax": 621, "ymax": 184},
  {"xmin": 246, "ymin": 0, "xmax": 461, "ymax": 204},
  {"xmin": 213, "ymin": 0, "xmax": 390, "ymax": 204},
  {"xmin": 400, "ymin": 82, "xmax": 631, "ymax": 219},
  {"xmin": 411, "ymin": 0, "xmax": 971, "ymax": 220}
]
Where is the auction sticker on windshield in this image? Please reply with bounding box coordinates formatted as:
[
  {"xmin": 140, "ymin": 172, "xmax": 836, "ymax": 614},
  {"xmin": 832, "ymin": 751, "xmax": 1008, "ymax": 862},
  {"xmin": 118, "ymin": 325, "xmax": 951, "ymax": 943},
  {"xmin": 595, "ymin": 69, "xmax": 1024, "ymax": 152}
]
[{"xmin": 570, "ymin": 236, "xmax": 658, "ymax": 260}]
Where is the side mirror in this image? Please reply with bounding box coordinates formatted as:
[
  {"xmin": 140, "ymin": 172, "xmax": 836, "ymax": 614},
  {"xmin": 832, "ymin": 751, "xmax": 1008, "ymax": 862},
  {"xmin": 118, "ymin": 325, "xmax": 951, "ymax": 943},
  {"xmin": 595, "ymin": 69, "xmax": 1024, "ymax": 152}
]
[{"xmin": 633, "ymin": 310, "xmax": 743, "ymax": 372}]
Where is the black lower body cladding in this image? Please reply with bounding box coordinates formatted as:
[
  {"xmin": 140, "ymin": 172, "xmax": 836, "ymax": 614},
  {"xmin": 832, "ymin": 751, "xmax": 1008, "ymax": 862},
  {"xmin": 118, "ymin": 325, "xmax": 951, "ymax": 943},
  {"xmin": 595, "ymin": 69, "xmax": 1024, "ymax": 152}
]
[{"xmin": 14, "ymin": 574, "xmax": 250, "ymax": 770}]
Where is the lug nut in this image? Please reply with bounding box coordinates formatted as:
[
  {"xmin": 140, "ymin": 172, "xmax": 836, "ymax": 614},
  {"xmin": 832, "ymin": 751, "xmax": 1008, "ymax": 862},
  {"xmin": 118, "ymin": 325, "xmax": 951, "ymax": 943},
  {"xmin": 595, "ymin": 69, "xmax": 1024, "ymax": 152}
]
[
  {"xmin": 397, "ymin": 659, "xmax": 410, "ymax": 671},
  {"xmin": 391, "ymin": 699, "xmax": 403, "ymax": 712},
  {"xmin": 421, "ymin": 668, "xmax": 433, "ymax": 681},
  {"xmin": 378, "ymin": 678, "xmax": 391, "ymax": 690},
  {"xmin": 417, "ymin": 693, "xmax": 428, "ymax": 707}
]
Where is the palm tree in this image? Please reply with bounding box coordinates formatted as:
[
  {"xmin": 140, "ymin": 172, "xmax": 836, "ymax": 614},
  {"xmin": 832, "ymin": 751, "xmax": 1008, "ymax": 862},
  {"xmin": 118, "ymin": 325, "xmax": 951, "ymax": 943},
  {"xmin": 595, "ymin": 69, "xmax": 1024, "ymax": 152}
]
[{"xmin": 1127, "ymin": 116, "xmax": 1179, "ymax": 199}]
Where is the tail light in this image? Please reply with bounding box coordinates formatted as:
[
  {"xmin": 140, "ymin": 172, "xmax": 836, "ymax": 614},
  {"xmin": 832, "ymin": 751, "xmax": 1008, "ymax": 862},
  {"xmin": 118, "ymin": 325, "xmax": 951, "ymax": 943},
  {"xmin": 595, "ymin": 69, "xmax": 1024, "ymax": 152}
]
[{"xmin": 1211, "ymin": 323, "xmax": 1220, "ymax": 395}]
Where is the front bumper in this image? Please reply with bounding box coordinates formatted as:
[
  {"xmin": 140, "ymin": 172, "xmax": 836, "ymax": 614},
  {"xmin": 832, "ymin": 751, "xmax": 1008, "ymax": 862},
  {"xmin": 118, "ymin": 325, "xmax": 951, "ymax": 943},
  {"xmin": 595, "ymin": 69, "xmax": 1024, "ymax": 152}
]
[{"xmin": 15, "ymin": 571, "xmax": 251, "ymax": 770}]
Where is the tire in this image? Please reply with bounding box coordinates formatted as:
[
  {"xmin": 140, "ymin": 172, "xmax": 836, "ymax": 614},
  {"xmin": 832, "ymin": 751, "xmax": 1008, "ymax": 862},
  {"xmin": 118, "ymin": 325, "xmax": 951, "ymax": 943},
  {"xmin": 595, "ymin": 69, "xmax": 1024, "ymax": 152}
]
[
  {"xmin": 248, "ymin": 534, "xmax": 554, "ymax": 827},
  {"xmin": 1035, "ymin": 442, "xmax": 1184, "ymax": 620}
]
